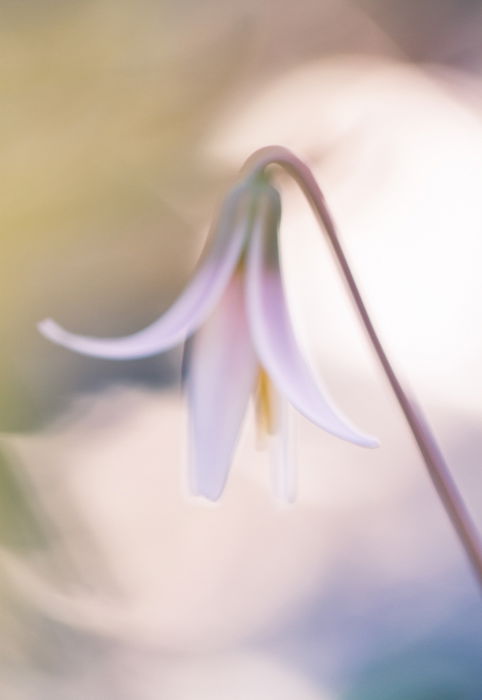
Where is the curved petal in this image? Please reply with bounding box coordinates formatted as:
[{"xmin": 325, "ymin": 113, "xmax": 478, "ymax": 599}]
[
  {"xmin": 246, "ymin": 185, "xmax": 379, "ymax": 448},
  {"xmin": 187, "ymin": 273, "xmax": 258, "ymax": 501},
  {"xmin": 38, "ymin": 184, "xmax": 251, "ymax": 359}
]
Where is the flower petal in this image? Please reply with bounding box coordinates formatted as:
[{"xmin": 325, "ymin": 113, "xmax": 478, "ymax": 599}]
[
  {"xmin": 38, "ymin": 184, "xmax": 250, "ymax": 359},
  {"xmin": 247, "ymin": 184, "xmax": 379, "ymax": 448},
  {"xmin": 187, "ymin": 273, "xmax": 258, "ymax": 501}
]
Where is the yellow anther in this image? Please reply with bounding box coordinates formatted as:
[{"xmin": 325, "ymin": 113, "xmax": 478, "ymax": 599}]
[{"xmin": 255, "ymin": 368, "xmax": 277, "ymax": 439}]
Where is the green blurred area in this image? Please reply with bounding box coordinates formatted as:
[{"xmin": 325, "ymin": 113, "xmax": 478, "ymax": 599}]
[{"xmin": 0, "ymin": 0, "xmax": 253, "ymax": 427}]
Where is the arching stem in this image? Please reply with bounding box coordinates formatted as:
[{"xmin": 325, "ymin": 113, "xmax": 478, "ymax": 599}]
[{"xmin": 244, "ymin": 145, "xmax": 482, "ymax": 588}]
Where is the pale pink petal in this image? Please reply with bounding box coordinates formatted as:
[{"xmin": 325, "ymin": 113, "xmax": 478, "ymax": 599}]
[
  {"xmin": 187, "ymin": 273, "xmax": 258, "ymax": 501},
  {"xmin": 247, "ymin": 185, "xmax": 378, "ymax": 448},
  {"xmin": 38, "ymin": 185, "xmax": 250, "ymax": 359}
]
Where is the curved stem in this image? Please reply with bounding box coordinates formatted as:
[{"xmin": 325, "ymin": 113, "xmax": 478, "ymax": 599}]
[{"xmin": 243, "ymin": 145, "xmax": 482, "ymax": 588}]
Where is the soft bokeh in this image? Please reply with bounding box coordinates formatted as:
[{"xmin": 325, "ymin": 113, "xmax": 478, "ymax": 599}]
[{"xmin": 1, "ymin": 1, "xmax": 482, "ymax": 697}]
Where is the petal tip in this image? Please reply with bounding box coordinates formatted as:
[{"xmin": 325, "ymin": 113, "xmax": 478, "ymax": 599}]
[
  {"xmin": 37, "ymin": 318, "xmax": 63, "ymax": 342},
  {"xmin": 360, "ymin": 434, "xmax": 380, "ymax": 449},
  {"xmin": 189, "ymin": 465, "xmax": 226, "ymax": 502},
  {"xmin": 275, "ymin": 492, "xmax": 297, "ymax": 506},
  {"xmin": 193, "ymin": 482, "xmax": 225, "ymax": 502}
]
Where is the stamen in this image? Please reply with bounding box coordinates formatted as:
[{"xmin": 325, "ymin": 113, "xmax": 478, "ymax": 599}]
[
  {"xmin": 271, "ymin": 397, "xmax": 297, "ymax": 504},
  {"xmin": 255, "ymin": 368, "xmax": 278, "ymax": 444},
  {"xmin": 255, "ymin": 371, "xmax": 296, "ymax": 502}
]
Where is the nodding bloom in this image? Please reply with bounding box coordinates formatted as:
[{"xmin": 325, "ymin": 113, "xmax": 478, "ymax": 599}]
[{"xmin": 39, "ymin": 172, "xmax": 378, "ymax": 501}]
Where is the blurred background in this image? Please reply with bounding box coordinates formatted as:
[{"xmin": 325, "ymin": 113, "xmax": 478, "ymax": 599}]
[{"xmin": 1, "ymin": 0, "xmax": 482, "ymax": 697}]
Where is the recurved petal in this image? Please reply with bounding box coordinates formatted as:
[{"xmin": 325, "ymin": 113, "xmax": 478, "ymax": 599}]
[
  {"xmin": 187, "ymin": 273, "xmax": 258, "ymax": 501},
  {"xmin": 38, "ymin": 184, "xmax": 250, "ymax": 359},
  {"xmin": 247, "ymin": 184, "xmax": 378, "ymax": 448}
]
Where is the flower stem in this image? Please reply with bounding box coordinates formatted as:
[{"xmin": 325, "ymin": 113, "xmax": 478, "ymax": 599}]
[{"xmin": 244, "ymin": 145, "xmax": 482, "ymax": 588}]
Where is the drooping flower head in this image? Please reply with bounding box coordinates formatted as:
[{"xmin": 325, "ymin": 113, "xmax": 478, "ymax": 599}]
[{"xmin": 39, "ymin": 165, "xmax": 378, "ymax": 501}]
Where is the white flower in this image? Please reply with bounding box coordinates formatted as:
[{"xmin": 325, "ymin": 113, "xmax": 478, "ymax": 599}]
[{"xmin": 38, "ymin": 173, "xmax": 377, "ymax": 501}]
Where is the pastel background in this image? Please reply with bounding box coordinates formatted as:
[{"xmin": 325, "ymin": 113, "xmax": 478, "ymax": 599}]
[{"xmin": 0, "ymin": 1, "xmax": 481, "ymax": 697}]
